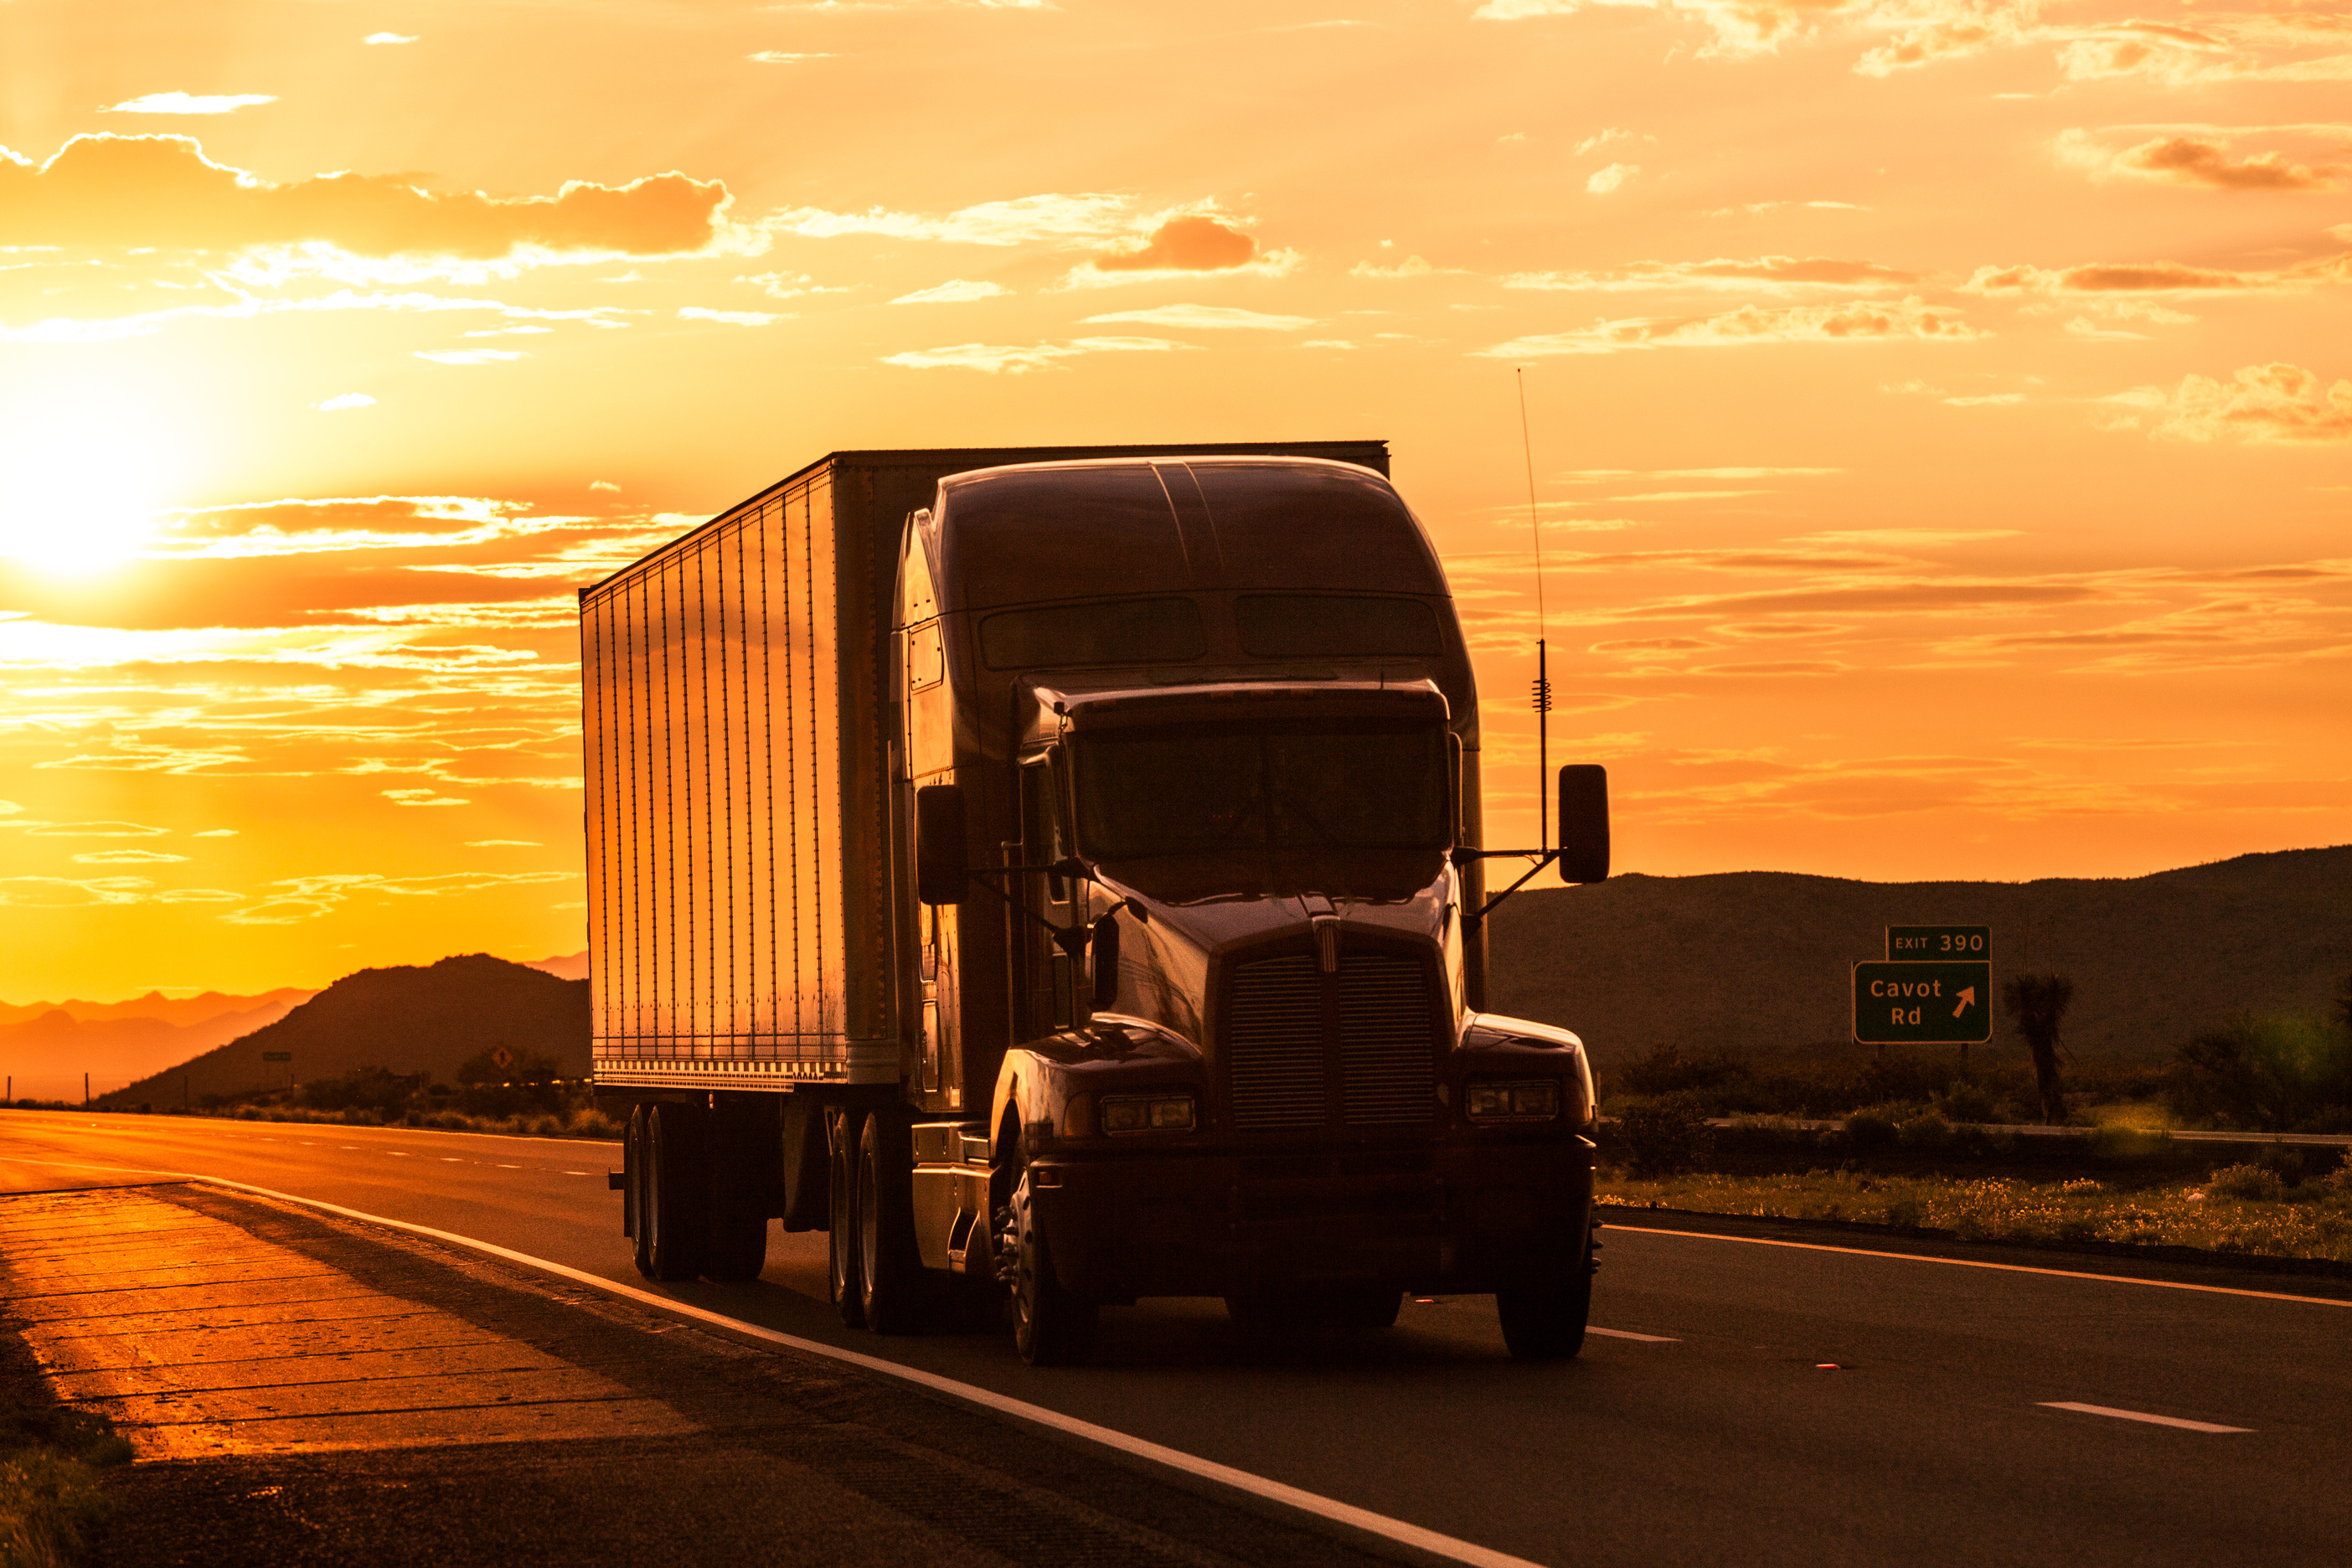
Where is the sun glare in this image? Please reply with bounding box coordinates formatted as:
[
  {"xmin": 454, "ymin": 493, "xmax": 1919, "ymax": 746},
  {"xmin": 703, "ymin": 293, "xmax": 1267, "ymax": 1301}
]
[{"xmin": 0, "ymin": 391, "xmax": 188, "ymax": 578}]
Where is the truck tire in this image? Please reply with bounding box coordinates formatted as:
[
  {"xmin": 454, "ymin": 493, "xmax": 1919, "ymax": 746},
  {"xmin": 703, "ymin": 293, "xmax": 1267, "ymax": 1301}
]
[
  {"xmin": 1496, "ymin": 1226, "xmax": 1593, "ymax": 1360},
  {"xmin": 625, "ymin": 1104, "xmax": 653, "ymax": 1279},
  {"xmin": 829, "ymin": 1106, "xmax": 866, "ymax": 1327},
  {"xmin": 644, "ymin": 1101, "xmax": 707, "ymax": 1282},
  {"xmin": 856, "ymin": 1111, "xmax": 926, "ymax": 1334},
  {"xmin": 704, "ymin": 1204, "xmax": 768, "ymax": 1282},
  {"xmin": 1008, "ymin": 1161, "xmax": 1096, "ymax": 1365}
]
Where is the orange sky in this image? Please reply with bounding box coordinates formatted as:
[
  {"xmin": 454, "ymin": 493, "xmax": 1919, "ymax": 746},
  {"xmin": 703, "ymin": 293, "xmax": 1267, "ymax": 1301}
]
[{"xmin": 2, "ymin": 0, "xmax": 2346, "ymax": 1002}]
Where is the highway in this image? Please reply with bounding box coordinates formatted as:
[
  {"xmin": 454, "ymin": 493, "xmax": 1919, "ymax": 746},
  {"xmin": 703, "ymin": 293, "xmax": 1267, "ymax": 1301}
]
[{"xmin": 4, "ymin": 1107, "xmax": 2348, "ymax": 1568}]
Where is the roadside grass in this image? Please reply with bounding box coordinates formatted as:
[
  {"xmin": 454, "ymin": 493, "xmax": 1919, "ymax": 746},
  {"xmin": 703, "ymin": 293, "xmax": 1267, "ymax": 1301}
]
[
  {"xmin": 0, "ymin": 1333, "xmax": 130, "ymax": 1568},
  {"xmin": 1598, "ymin": 1164, "xmax": 2352, "ymax": 1263}
]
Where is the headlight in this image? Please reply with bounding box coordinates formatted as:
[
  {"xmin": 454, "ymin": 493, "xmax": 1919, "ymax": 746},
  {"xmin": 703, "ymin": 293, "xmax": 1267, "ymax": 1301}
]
[
  {"xmin": 1465, "ymin": 1079, "xmax": 1560, "ymax": 1123},
  {"xmin": 1101, "ymin": 1093, "xmax": 1196, "ymax": 1133}
]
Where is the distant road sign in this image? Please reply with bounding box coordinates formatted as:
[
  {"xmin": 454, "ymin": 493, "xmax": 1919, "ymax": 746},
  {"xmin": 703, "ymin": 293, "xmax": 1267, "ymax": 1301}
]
[
  {"xmin": 261, "ymin": 1051, "xmax": 292, "ymax": 1062},
  {"xmin": 1854, "ymin": 961, "xmax": 1992, "ymax": 1045},
  {"xmin": 1888, "ymin": 925, "xmax": 1989, "ymax": 961}
]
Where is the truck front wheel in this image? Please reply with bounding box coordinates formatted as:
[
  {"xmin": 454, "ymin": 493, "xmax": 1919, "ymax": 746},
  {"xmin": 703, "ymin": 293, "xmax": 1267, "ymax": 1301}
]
[
  {"xmin": 1496, "ymin": 1226, "xmax": 1593, "ymax": 1360},
  {"xmin": 1006, "ymin": 1162, "xmax": 1096, "ymax": 1366}
]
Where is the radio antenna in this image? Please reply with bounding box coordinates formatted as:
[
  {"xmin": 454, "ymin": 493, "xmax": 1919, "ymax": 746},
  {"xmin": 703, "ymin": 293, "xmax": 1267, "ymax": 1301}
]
[{"xmin": 1518, "ymin": 368, "xmax": 1551, "ymax": 855}]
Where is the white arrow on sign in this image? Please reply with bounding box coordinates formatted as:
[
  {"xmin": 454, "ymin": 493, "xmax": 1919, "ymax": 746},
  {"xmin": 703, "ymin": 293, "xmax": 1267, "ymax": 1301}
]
[{"xmin": 1952, "ymin": 987, "xmax": 1976, "ymax": 1018}]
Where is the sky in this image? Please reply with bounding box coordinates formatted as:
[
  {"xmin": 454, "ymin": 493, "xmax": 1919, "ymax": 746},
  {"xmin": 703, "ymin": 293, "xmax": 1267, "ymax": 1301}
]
[{"xmin": 0, "ymin": 0, "xmax": 2345, "ymax": 1002}]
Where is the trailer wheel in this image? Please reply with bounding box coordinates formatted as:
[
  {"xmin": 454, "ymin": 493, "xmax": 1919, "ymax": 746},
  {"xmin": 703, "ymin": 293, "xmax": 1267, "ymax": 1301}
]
[
  {"xmin": 644, "ymin": 1101, "xmax": 707, "ymax": 1282},
  {"xmin": 1008, "ymin": 1161, "xmax": 1096, "ymax": 1366},
  {"xmin": 856, "ymin": 1111, "xmax": 926, "ymax": 1334},
  {"xmin": 1496, "ymin": 1227, "xmax": 1592, "ymax": 1361},
  {"xmin": 828, "ymin": 1107, "xmax": 866, "ymax": 1327}
]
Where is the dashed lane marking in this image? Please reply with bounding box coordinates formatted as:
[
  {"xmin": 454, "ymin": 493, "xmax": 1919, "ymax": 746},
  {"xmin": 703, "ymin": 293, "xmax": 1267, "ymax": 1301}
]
[
  {"xmin": 2040, "ymin": 1402, "xmax": 2251, "ymax": 1433},
  {"xmin": 1605, "ymin": 1224, "xmax": 2352, "ymax": 1308}
]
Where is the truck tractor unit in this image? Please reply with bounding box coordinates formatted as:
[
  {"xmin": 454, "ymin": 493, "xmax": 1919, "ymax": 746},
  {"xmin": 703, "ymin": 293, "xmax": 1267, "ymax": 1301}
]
[{"xmin": 580, "ymin": 441, "xmax": 1610, "ymax": 1364}]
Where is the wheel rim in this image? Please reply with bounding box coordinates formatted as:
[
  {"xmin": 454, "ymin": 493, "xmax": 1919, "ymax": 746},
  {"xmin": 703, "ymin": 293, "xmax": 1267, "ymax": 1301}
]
[
  {"xmin": 1010, "ymin": 1179, "xmax": 1038, "ymax": 1340},
  {"xmin": 645, "ymin": 1112, "xmax": 664, "ymax": 1261}
]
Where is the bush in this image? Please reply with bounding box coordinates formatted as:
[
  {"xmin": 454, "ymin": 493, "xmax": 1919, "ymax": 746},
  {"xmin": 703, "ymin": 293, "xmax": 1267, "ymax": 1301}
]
[
  {"xmin": 1937, "ymin": 1082, "xmax": 1998, "ymax": 1125},
  {"xmin": 1619, "ymin": 1044, "xmax": 1743, "ymax": 1100},
  {"xmin": 1897, "ymin": 1111, "xmax": 1955, "ymax": 1149},
  {"xmin": 2205, "ymin": 1163, "xmax": 2286, "ymax": 1202},
  {"xmin": 299, "ymin": 1066, "xmax": 425, "ymax": 1117},
  {"xmin": 1612, "ymin": 1096, "xmax": 1717, "ymax": 1176},
  {"xmin": 1844, "ymin": 1108, "xmax": 1898, "ymax": 1154},
  {"xmin": 2169, "ymin": 1014, "xmax": 2352, "ymax": 1132}
]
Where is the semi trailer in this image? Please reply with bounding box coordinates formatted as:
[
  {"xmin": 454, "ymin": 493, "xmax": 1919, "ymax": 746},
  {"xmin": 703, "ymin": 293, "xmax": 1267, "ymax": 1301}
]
[{"xmin": 580, "ymin": 441, "xmax": 1610, "ymax": 1364}]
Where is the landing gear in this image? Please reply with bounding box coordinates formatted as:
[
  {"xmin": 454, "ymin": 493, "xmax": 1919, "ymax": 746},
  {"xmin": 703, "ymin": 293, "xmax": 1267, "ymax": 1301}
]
[
  {"xmin": 1001, "ymin": 1155, "xmax": 1096, "ymax": 1366},
  {"xmin": 1497, "ymin": 1216, "xmax": 1597, "ymax": 1361}
]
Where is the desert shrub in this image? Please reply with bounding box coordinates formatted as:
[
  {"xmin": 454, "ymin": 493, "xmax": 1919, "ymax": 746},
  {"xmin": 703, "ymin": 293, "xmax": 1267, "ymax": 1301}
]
[
  {"xmin": 299, "ymin": 1066, "xmax": 424, "ymax": 1117},
  {"xmin": 452, "ymin": 1046, "xmax": 565, "ymax": 1117},
  {"xmin": 1897, "ymin": 1110, "xmax": 1955, "ymax": 1149},
  {"xmin": 2169, "ymin": 1015, "xmax": 2352, "ymax": 1132},
  {"xmin": 1844, "ymin": 1107, "xmax": 1898, "ymax": 1154},
  {"xmin": 569, "ymin": 1106, "xmax": 621, "ymax": 1138},
  {"xmin": 1612, "ymin": 1095, "xmax": 1717, "ymax": 1176},
  {"xmin": 2205, "ymin": 1163, "xmax": 2285, "ymax": 1201},
  {"xmin": 1937, "ymin": 1082, "xmax": 1998, "ymax": 1125}
]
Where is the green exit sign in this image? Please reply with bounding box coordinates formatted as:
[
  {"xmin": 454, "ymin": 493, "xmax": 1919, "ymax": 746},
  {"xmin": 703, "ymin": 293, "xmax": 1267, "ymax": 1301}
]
[
  {"xmin": 1854, "ymin": 961, "xmax": 1993, "ymax": 1045},
  {"xmin": 1888, "ymin": 925, "xmax": 1989, "ymax": 960}
]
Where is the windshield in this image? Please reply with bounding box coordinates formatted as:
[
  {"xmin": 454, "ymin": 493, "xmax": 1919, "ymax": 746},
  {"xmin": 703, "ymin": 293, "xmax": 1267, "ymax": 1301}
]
[{"xmin": 1073, "ymin": 721, "xmax": 1450, "ymax": 860}]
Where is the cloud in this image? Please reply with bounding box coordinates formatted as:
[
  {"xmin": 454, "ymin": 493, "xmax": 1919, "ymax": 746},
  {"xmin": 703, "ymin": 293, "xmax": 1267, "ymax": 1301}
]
[
  {"xmin": 467, "ymin": 839, "xmax": 542, "ymax": 848},
  {"xmin": 1504, "ymin": 256, "xmax": 1918, "ymax": 291},
  {"xmin": 2111, "ymin": 363, "xmax": 2352, "ymax": 445},
  {"xmin": 0, "ymin": 876, "xmax": 155, "ymax": 908},
  {"xmin": 1943, "ymin": 392, "xmax": 2025, "ymax": 405},
  {"xmin": 364, "ymin": 33, "xmax": 417, "ymax": 45},
  {"xmin": 1478, "ymin": 297, "xmax": 1980, "ymax": 356},
  {"xmin": 102, "ymin": 93, "xmax": 277, "ymax": 116},
  {"xmin": 0, "ymin": 135, "xmax": 731, "ymax": 259},
  {"xmin": 193, "ymin": 828, "xmax": 239, "ymax": 837},
  {"xmin": 1349, "ymin": 255, "xmax": 1437, "ymax": 279},
  {"xmin": 767, "ymin": 192, "xmax": 1132, "ymax": 245},
  {"xmin": 676, "ymin": 306, "xmax": 781, "ymax": 325},
  {"xmin": 880, "ymin": 336, "xmax": 1192, "ymax": 374},
  {"xmin": 1473, "ymin": 0, "xmax": 2040, "ymax": 71},
  {"xmin": 1576, "ymin": 127, "xmax": 1640, "ymax": 155},
  {"xmin": 220, "ymin": 869, "xmax": 576, "ymax": 925},
  {"xmin": 382, "ymin": 787, "xmax": 469, "ymax": 807},
  {"xmin": 71, "ymin": 848, "xmax": 189, "ymax": 864},
  {"xmin": 1963, "ymin": 254, "xmax": 2347, "ymax": 295},
  {"xmin": 1586, "ymin": 163, "xmax": 1639, "ymax": 195},
  {"xmin": 415, "ymin": 348, "xmax": 522, "ymax": 364},
  {"xmin": 1561, "ymin": 467, "xmax": 1844, "ymax": 479},
  {"xmin": 23, "ymin": 821, "xmax": 169, "ymax": 837},
  {"xmin": 2057, "ymin": 130, "xmax": 2348, "ymax": 191},
  {"xmin": 315, "ymin": 393, "xmax": 375, "ymax": 411},
  {"xmin": 748, "ymin": 52, "xmax": 837, "ymax": 63},
  {"xmin": 892, "ymin": 278, "xmax": 1008, "ymax": 303},
  {"xmin": 1080, "ymin": 304, "xmax": 1315, "ymax": 330},
  {"xmin": 740, "ymin": 271, "xmax": 851, "ymax": 300},
  {"xmin": 1088, "ymin": 214, "xmax": 1260, "ymax": 272}
]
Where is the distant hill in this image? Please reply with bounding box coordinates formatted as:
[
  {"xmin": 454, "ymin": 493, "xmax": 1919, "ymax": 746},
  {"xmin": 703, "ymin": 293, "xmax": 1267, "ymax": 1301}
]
[
  {"xmin": 0, "ymin": 986, "xmax": 312, "ymax": 1031},
  {"xmin": 1488, "ymin": 845, "xmax": 2352, "ymax": 1070},
  {"xmin": 95, "ymin": 954, "xmax": 590, "ymax": 1108},
  {"xmin": 1, "ymin": 997, "xmax": 308, "ymax": 1104},
  {"xmin": 524, "ymin": 951, "xmax": 589, "ymax": 981}
]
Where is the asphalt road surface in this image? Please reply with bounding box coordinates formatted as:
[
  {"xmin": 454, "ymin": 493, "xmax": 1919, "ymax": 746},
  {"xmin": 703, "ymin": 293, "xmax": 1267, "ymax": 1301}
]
[{"xmin": 4, "ymin": 1108, "xmax": 2348, "ymax": 1568}]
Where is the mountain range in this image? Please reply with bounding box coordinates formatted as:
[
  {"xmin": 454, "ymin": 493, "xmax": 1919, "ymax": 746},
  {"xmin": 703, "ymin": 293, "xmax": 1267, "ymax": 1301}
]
[
  {"xmin": 1487, "ymin": 844, "xmax": 2352, "ymax": 1070},
  {"xmin": 96, "ymin": 954, "xmax": 590, "ymax": 1108}
]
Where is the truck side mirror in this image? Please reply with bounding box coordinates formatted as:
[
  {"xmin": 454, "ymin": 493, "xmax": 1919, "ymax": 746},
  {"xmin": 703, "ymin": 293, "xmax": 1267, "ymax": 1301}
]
[
  {"xmin": 1555, "ymin": 765, "xmax": 1609, "ymax": 884},
  {"xmin": 915, "ymin": 784, "xmax": 967, "ymax": 905},
  {"xmin": 1090, "ymin": 912, "xmax": 1121, "ymax": 1011}
]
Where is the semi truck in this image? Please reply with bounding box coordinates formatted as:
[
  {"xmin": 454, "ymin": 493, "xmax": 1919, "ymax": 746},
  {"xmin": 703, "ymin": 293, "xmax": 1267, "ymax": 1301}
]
[{"xmin": 580, "ymin": 441, "xmax": 1610, "ymax": 1364}]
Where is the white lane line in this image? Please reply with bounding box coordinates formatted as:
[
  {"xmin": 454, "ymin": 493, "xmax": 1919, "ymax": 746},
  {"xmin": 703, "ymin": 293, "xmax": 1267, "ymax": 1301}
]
[
  {"xmin": 495, "ymin": 1165, "xmax": 521, "ymax": 1170},
  {"xmin": 1605, "ymin": 1224, "xmax": 2352, "ymax": 1308},
  {"xmin": 563, "ymin": 1171, "xmax": 591, "ymax": 1177},
  {"xmin": 1588, "ymin": 1327, "xmax": 1678, "ymax": 1343},
  {"xmin": 0, "ymin": 1153, "xmax": 1545, "ymax": 1568},
  {"xmin": 2040, "ymin": 1402, "xmax": 2251, "ymax": 1433}
]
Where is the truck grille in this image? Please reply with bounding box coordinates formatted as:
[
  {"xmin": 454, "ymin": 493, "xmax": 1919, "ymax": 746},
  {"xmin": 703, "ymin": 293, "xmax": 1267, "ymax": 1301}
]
[{"xmin": 1226, "ymin": 952, "xmax": 1436, "ymax": 1132}]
